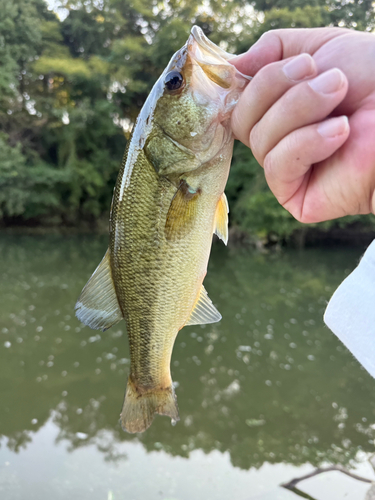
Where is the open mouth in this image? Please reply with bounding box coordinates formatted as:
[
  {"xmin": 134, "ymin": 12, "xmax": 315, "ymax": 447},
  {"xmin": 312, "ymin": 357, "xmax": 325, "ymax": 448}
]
[{"xmin": 189, "ymin": 26, "xmax": 233, "ymax": 62}]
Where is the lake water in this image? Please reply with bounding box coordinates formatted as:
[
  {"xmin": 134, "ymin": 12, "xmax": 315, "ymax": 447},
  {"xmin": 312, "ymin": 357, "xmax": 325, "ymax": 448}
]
[{"xmin": 1, "ymin": 235, "xmax": 375, "ymax": 500}]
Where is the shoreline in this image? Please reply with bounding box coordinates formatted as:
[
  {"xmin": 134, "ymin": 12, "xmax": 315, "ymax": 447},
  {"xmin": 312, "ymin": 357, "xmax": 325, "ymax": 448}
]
[{"xmin": 1, "ymin": 223, "xmax": 374, "ymax": 249}]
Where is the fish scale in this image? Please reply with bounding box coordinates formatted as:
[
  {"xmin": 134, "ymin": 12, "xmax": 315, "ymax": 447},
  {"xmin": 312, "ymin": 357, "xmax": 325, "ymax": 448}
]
[{"xmin": 75, "ymin": 26, "xmax": 250, "ymax": 433}]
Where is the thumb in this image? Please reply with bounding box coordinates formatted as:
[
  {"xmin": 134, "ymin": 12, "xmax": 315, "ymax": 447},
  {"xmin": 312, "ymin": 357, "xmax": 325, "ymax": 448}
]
[{"xmin": 230, "ymin": 27, "xmax": 347, "ymax": 76}]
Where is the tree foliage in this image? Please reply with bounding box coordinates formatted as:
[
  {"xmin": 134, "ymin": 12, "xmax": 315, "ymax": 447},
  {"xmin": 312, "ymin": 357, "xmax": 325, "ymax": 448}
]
[{"xmin": 1, "ymin": 0, "xmax": 374, "ymax": 240}]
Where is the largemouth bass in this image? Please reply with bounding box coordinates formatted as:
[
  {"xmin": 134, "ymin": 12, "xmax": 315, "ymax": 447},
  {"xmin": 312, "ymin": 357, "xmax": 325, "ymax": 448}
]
[{"xmin": 75, "ymin": 26, "xmax": 250, "ymax": 433}]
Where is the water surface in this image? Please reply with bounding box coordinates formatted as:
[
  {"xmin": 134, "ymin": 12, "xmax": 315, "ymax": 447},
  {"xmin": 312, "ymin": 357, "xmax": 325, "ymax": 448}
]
[{"xmin": 1, "ymin": 235, "xmax": 374, "ymax": 499}]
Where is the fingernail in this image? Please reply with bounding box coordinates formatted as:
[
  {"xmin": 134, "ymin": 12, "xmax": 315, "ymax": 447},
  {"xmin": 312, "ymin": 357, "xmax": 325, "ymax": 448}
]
[
  {"xmin": 308, "ymin": 69, "xmax": 345, "ymax": 95},
  {"xmin": 283, "ymin": 54, "xmax": 315, "ymax": 81},
  {"xmin": 318, "ymin": 116, "xmax": 349, "ymax": 138}
]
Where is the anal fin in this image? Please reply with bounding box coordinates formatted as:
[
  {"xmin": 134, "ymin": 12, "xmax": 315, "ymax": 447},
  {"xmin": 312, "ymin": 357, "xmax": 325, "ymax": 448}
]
[
  {"xmin": 214, "ymin": 192, "xmax": 229, "ymax": 245},
  {"xmin": 75, "ymin": 249, "xmax": 123, "ymax": 331},
  {"xmin": 185, "ymin": 285, "xmax": 222, "ymax": 326}
]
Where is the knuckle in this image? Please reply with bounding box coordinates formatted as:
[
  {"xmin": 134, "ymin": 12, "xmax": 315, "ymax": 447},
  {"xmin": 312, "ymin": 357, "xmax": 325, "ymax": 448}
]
[
  {"xmin": 258, "ymin": 30, "xmax": 282, "ymax": 47},
  {"xmin": 263, "ymin": 151, "xmax": 277, "ymax": 180},
  {"xmin": 231, "ymin": 108, "xmax": 246, "ymax": 144},
  {"xmin": 283, "ymin": 131, "xmax": 299, "ymax": 155},
  {"xmin": 297, "ymin": 205, "xmax": 316, "ymax": 224},
  {"xmin": 291, "ymin": 210, "xmax": 306, "ymax": 223},
  {"xmin": 247, "ymin": 70, "xmax": 268, "ymax": 104},
  {"xmin": 255, "ymin": 62, "xmax": 278, "ymax": 87},
  {"xmin": 249, "ymin": 125, "xmax": 264, "ymax": 164},
  {"xmin": 281, "ymin": 86, "xmax": 317, "ymax": 124}
]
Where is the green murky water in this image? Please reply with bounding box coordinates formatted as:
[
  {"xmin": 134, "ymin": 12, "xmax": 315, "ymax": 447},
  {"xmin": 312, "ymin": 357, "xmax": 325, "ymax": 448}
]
[{"xmin": 1, "ymin": 235, "xmax": 375, "ymax": 500}]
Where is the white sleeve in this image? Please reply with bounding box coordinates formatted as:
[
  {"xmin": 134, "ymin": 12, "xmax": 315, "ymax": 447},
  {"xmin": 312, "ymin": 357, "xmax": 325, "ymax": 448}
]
[{"xmin": 324, "ymin": 240, "xmax": 375, "ymax": 378}]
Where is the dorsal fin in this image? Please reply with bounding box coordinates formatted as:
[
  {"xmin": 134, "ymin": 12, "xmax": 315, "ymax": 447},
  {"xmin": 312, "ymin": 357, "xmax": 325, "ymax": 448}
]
[
  {"xmin": 185, "ymin": 285, "xmax": 222, "ymax": 326},
  {"xmin": 214, "ymin": 192, "xmax": 229, "ymax": 245},
  {"xmin": 75, "ymin": 249, "xmax": 123, "ymax": 331}
]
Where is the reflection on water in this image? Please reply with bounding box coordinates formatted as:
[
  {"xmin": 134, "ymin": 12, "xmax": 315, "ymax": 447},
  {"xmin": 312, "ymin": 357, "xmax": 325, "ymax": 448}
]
[
  {"xmin": 0, "ymin": 418, "xmax": 373, "ymax": 500},
  {"xmin": 1, "ymin": 235, "xmax": 375, "ymax": 499}
]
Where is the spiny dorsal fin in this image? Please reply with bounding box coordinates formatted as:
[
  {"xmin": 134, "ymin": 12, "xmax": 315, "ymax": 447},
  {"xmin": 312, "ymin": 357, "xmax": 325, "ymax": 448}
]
[
  {"xmin": 75, "ymin": 249, "xmax": 123, "ymax": 331},
  {"xmin": 214, "ymin": 192, "xmax": 229, "ymax": 245},
  {"xmin": 185, "ymin": 285, "xmax": 222, "ymax": 326}
]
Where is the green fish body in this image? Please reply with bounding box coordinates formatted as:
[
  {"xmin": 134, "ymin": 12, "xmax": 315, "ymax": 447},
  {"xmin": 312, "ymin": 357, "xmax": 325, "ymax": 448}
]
[{"xmin": 75, "ymin": 26, "xmax": 249, "ymax": 433}]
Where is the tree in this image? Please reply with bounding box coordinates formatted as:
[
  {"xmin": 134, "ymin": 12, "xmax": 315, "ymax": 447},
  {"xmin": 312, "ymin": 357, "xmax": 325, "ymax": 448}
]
[{"xmin": 1, "ymin": 0, "xmax": 374, "ymax": 240}]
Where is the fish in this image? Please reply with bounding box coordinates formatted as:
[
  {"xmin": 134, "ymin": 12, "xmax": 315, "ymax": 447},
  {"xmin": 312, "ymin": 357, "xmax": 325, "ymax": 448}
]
[{"xmin": 75, "ymin": 26, "xmax": 250, "ymax": 433}]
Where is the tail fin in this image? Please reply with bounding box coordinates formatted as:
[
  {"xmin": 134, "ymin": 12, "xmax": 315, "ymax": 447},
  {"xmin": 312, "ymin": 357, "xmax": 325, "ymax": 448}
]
[{"xmin": 120, "ymin": 378, "xmax": 179, "ymax": 433}]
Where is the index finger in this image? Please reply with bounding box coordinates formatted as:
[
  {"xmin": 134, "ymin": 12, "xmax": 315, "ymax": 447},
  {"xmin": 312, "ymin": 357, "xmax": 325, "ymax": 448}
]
[{"xmin": 230, "ymin": 27, "xmax": 350, "ymax": 76}]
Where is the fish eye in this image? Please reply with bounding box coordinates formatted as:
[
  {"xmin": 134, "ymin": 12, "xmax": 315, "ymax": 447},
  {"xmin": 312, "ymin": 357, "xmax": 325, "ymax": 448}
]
[{"xmin": 165, "ymin": 71, "xmax": 184, "ymax": 91}]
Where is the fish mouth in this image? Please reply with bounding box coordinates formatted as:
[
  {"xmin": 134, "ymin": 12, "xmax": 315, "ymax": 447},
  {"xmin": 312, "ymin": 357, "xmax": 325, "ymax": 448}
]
[
  {"xmin": 188, "ymin": 26, "xmax": 251, "ymax": 83},
  {"xmin": 163, "ymin": 26, "xmax": 251, "ymax": 88},
  {"xmin": 166, "ymin": 26, "xmax": 232, "ymax": 75},
  {"xmin": 189, "ymin": 26, "xmax": 233, "ymax": 63}
]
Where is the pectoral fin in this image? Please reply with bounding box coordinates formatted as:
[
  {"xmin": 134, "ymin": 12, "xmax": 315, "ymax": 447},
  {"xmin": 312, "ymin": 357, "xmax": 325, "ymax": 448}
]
[
  {"xmin": 75, "ymin": 249, "xmax": 123, "ymax": 331},
  {"xmin": 185, "ymin": 285, "xmax": 222, "ymax": 326},
  {"xmin": 165, "ymin": 180, "xmax": 201, "ymax": 241},
  {"xmin": 214, "ymin": 192, "xmax": 229, "ymax": 245}
]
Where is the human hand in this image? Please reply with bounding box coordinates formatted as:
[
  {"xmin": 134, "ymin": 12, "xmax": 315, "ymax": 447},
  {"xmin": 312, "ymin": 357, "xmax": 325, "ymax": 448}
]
[{"xmin": 230, "ymin": 28, "xmax": 375, "ymax": 223}]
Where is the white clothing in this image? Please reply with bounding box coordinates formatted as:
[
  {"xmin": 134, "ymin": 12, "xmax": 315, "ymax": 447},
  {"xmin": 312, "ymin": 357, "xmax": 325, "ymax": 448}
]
[{"xmin": 324, "ymin": 240, "xmax": 375, "ymax": 377}]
